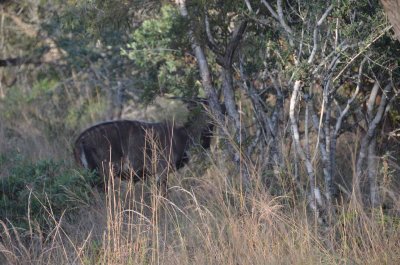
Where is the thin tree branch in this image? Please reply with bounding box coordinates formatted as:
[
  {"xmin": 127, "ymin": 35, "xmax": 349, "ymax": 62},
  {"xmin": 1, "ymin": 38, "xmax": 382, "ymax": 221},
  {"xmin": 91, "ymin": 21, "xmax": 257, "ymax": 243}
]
[
  {"xmin": 334, "ymin": 57, "xmax": 367, "ymax": 136},
  {"xmin": 224, "ymin": 20, "xmax": 248, "ymax": 66},
  {"xmin": 260, "ymin": 0, "xmax": 279, "ymax": 20},
  {"xmin": 204, "ymin": 10, "xmax": 223, "ymax": 59},
  {"xmin": 260, "ymin": 0, "xmax": 293, "ymax": 46},
  {"xmin": 243, "ymin": 0, "xmax": 253, "ymax": 12},
  {"xmin": 308, "ymin": 4, "xmax": 334, "ymax": 64},
  {"xmin": 277, "ymin": 0, "xmax": 294, "ymax": 46},
  {"xmin": 333, "ymin": 26, "xmax": 392, "ymax": 82}
]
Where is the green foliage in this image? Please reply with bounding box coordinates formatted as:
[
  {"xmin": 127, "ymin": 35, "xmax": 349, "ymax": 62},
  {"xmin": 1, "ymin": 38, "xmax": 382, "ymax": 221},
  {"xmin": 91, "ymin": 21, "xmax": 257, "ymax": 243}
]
[
  {"xmin": 43, "ymin": 1, "xmax": 127, "ymax": 68},
  {"xmin": 0, "ymin": 155, "xmax": 100, "ymax": 230},
  {"xmin": 122, "ymin": 5, "xmax": 200, "ymax": 102}
]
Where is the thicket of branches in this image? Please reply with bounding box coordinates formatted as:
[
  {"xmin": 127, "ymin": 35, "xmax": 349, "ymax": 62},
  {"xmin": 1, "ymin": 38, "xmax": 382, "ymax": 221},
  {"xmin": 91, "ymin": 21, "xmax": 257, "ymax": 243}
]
[{"xmin": 173, "ymin": 0, "xmax": 400, "ymax": 223}]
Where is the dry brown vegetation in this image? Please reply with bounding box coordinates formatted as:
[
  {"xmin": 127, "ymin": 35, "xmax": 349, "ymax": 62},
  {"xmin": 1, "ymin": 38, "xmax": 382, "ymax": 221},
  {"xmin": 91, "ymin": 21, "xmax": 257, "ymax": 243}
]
[{"xmin": 0, "ymin": 133, "xmax": 399, "ymax": 265}]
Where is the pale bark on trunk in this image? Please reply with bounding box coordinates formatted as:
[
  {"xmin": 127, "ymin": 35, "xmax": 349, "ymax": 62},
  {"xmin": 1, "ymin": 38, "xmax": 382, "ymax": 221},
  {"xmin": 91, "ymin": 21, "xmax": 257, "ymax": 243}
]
[
  {"xmin": 290, "ymin": 81, "xmax": 323, "ymax": 222},
  {"xmin": 356, "ymin": 83, "xmax": 391, "ymax": 205},
  {"xmin": 175, "ymin": 0, "xmax": 222, "ymax": 120},
  {"xmin": 368, "ymin": 138, "xmax": 380, "ymax": 207}
]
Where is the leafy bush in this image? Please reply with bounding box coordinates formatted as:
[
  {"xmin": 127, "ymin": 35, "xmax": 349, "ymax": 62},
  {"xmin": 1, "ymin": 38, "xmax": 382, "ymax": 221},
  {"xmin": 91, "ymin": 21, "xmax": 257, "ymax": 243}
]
[
  {"xmin": 0, "ymin": 155, "xmax": 100, "ymax": 230},
  {"xmin": 122, "ymin": 5, "xmax": 200, "ymax": 102}
]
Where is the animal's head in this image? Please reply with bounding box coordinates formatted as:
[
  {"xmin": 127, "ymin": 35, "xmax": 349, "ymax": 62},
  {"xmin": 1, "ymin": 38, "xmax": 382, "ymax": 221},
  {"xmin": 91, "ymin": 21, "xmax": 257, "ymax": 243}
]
[{"xmin": 184, "ymin": 98, "xmax": 215, "ymax": 150}]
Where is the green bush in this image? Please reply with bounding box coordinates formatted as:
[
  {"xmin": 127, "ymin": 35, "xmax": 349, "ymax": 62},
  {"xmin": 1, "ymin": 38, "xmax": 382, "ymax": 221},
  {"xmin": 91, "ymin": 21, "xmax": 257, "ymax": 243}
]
[
  {"xmin": 0, "ymin": 155, "xmax": 100, "ymax": 230},
  {"xmin": 122, "ymin": 4, "xmax": 200, "ymax": 102}
]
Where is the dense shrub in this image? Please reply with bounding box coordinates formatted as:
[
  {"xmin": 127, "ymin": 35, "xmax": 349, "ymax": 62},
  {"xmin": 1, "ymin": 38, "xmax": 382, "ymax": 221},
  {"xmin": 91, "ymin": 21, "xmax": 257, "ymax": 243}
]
[{"xmin": 0, "ymin": 154, "xmax": 100, "ymax": 229}]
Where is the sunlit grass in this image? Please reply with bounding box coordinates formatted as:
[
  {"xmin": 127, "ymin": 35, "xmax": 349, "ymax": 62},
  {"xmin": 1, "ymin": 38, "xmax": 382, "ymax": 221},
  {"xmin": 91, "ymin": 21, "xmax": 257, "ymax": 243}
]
[{"xmin": 0, "ymin": 151, "xmax": 399, "ymax": 264}]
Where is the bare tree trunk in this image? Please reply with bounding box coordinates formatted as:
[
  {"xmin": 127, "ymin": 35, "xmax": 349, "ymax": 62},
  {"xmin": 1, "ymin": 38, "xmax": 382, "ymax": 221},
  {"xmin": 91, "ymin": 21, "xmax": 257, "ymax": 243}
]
[
  {"xmin": 176, "ymin": 0, "xmax": 250, "ymax": 189},
  {"xmin": 107, "ymin": 81, "xmax": 124, "ymax": 120},
  {"xmin": 218, "ymin": 21, "xmax": 250, "ymax": 188},
  {"xmin": 115, "ymin": 81, "xmax": 124, "ymax": 119},
  {"xmin": 221, "ymin": 67, "xmax": 240, "ymax": 127},
  {"xmin": 290, "ymin": 81, "xmax": 323, "ymax": 222},
  {"xmin": 368, "ymin": 138, "xmax": 380, "ymax": 207},
  {"xmin": 269, "ymin": 74, "xmax": 285, "ymax": 171},
  {"xmin": 218, "ymin": 20, "xmax": 248, "ymax": 146},
  {"xmin": 356, "ymin": 83, "xmax": 392, "ymax": 204},
  {"xmin": 322, "ymin": 83, "xmax": 333, "ymax": 203},
  {"xmin": 175, "ymin": 0, "xmax": 222, "ymax": 120}
]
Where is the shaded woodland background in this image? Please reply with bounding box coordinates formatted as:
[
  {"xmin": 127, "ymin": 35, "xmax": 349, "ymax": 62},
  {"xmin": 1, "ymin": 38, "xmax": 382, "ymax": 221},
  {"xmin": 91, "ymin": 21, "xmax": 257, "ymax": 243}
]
[{"xmin": 0, "ymin": 0, "xmax": 399, "ymax": 264}]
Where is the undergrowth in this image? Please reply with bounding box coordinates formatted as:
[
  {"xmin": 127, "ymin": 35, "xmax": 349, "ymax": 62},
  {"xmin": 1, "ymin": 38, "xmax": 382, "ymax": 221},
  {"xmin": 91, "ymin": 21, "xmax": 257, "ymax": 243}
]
[
  {"xmin": 0, "ymin": 152, "xmax": 399, "ymax": 264},
  {"xmin": 0, "ymin": 154, "xmax": 100, "ymax": 230}
]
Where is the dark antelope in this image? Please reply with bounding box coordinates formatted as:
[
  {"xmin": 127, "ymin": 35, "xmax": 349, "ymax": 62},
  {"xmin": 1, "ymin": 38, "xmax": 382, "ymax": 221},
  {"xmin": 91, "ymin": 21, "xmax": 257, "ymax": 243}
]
[{"xmin": 73, "ymin": 102, "xmax": 213, "ymax": 194}]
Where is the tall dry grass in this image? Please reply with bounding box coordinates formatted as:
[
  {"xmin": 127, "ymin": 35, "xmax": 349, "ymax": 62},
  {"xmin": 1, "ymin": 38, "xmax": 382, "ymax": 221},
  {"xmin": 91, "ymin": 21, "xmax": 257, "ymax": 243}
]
[
  {"xmin": 0, "ymin": 146, "xmax": 399, "ymax": 265},
  {"xmin": 1, "ymin": 109, "xmax": 399, "ymax": 264}
]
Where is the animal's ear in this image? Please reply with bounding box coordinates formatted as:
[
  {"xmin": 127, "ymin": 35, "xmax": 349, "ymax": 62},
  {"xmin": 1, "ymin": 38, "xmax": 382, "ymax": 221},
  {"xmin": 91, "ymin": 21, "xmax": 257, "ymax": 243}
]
[
  {"xmin": 186, "ymin": 97, "xmax": 226, "ymax": 116},
  {"xmin": 184, "ymin": 98, "xmax": 209, "ymax": 123}
]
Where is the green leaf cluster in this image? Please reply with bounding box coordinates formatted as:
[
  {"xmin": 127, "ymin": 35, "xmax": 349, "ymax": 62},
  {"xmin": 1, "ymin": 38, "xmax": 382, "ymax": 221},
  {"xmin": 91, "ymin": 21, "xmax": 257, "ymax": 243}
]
[{"xmin": 122, "ymin": 5, "xmax": 200, "ymax": 102}]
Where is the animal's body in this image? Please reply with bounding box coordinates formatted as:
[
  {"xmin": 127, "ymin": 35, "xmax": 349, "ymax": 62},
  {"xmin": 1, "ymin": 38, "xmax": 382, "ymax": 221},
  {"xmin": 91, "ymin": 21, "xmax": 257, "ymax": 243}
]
[{"xmin": 73, "ymin": 107, "xmax": 212, "ymax": 194}]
